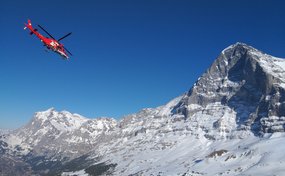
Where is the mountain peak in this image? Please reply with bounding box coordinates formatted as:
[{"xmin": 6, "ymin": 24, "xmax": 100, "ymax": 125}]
[
  {"xmin": 222, "ymin": 42, "xmax": 258, "ymax": 54},
  {"xmin": 228, "ymin": 42, "xmax": 250, "ymax": 48},
  {"xmin": 230, "ymin": 42, "xmax": 251, "ymax": 47},
  {"xmin": 35, "ymin": 108, "xmax": 87, "ymax": 120},
  {"xmin": 30, "ymin": 108, "xmax": 89, "ymax": 133},
  {"xmin": 34, "ymin": 107, "xmax": 55, "ymax": 121},
  {"xmin": 174, "ymin": 43, "xmax": 285, "ymax": 134}
]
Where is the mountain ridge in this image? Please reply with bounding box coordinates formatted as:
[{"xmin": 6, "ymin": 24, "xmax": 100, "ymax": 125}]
[{"xmin": 1, "ymin": 42, "xmax": 285, "ymax": 175}]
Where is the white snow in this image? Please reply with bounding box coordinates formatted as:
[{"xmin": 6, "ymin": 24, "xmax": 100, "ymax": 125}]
[
  {"xmin": 62, "ymin": 170, "xmax": 88, "ymax": 176},
  {"xmin": 273, "ymin": 58, "xmax": 285, "ymax": 70},
  {"xmin": 90, "ymin": 132, "xmax": 285, "ymax": 176},
  {"xmin": 187, "ymin": 103, "xmax": 203, "ymax": 110},
  {"xmin": 158, "ymin": 95, "xmax": 183, "ymax": 116},
  {"xmin": 5, "ymin": 134, "xmax": 22, "ymax": 147}
]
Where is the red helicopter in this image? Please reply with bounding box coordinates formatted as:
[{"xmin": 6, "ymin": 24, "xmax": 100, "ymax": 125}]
[{"xmin": 24, "ymin": 19, "xmax": 72, "ymax": 60}]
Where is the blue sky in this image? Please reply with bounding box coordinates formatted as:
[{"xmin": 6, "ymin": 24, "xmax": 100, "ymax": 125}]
[{"xmin": 1, "ymin": 0, "xmax": 285, "ymax": 129}]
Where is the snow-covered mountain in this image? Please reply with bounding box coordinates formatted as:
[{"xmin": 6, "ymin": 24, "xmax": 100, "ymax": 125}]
[
  {"xmin": 13, "ymin": 108, "xmax": 116, "ymax": 158},
  {"xmin": 174, "ymin": 43, "xmax": 285, "ymax": 135},
  {"xmin": 1, "ymin": 42, "xmax": 285, "ymax": 176},
  {"xmin": 0, "ymin": 129, "xmax": 12, "ymax": 136}
]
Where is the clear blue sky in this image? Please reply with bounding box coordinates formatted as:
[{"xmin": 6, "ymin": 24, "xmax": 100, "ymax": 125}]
[{"xmin": 1, "ymin": 0, "xmax": 285, "ymax": 129}]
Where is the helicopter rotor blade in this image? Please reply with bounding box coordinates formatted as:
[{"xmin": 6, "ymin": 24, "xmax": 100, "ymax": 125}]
[
  {"xmin": 37, "ymin": 25, "xmax": 56, "ymax": 40},
  {"xmin": 63, "ymin": 46, "xmax": 73, "ymax": 56},
  {"xmin": 58, "ymin": 32, "xmax": 72, "ymax": 41}
]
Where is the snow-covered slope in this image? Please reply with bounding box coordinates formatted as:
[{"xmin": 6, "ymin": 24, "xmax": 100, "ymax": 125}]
[
  {"xmin": 0, "ymin": 129, "xmax": 11, "ymax": 135},
  {"xmin": 83, "ymin": 132, "xmax": 285, "ymax": 176},
  {"xmin": 1, "ymin": 42, "xmax": 285, "ymax": 176}
]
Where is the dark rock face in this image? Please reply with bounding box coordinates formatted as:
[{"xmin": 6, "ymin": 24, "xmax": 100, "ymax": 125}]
[
  {"xmin": 174, "ymin": 43, "xmax": 285, "ymax": 134},
  {"xmin": 0, "ymin": 156, "xmax": 34, "ymax": 176}
]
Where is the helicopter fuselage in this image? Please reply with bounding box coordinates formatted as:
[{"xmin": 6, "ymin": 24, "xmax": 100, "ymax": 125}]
[{"xmin": 24, "ymin": 20, "xmax": 69, "ymax": 59}]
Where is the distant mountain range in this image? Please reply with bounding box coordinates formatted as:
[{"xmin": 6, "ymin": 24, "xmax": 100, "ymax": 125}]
[{"xmin": 1, "ymin": 42, "xmax": 285, "ymax": 176}]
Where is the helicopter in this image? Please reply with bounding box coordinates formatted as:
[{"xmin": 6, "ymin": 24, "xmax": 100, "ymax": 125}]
[{"xmin": 24, "ymin": 19, "xmax": 72, "ymax": 60}]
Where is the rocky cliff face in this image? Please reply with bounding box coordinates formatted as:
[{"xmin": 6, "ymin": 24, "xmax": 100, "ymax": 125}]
[
  {"xmin": 174, "ymin": 43, "xmax": 285, "ymax": 134},
  {"xmin": 1, "ymin": 43, "xmax": 285, "ymax": 176}
]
